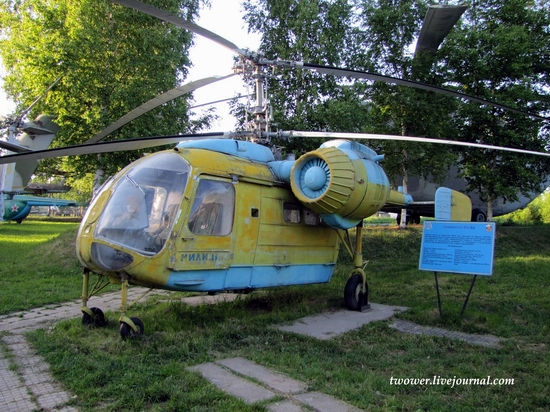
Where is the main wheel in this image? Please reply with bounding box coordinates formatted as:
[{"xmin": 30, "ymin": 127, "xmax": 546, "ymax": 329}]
[
  {"xmin": 344, "ymin": 274, "xmax": 368, "ymax": 311},
  {"xmin": 471, "ymin": 208, "xmax": 487, "ymax": 222},
  {"xmin": 82, "ymin": 307, "xmax": 106, "ymax": 327},
  {"xmin": 120, "ymin": 317, "xmax": 144, "ymax": 340}
]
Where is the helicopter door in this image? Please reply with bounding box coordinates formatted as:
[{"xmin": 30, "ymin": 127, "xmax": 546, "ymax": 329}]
[{"xmin": 172, "ymin": 178, "xmax": 235, "ymax": 275}]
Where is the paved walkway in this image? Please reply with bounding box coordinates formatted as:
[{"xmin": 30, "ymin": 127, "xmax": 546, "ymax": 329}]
[
  {"xmin": 0, "ymin": 291, "xmax": 502, "ymax": 411},
  {"xmin": 189, "ymin": 357, "xmax": 363, "ymax": 411},
  {"xmin": 390, "ymin": 319, "xmax": 502, "ymax": 349},
  {"xmin": 0, "ymin": 289, "xmax": 245, "ymax": 411},
  {"xmin": 0, "ymin": 287, "xmax": 171, "ymax": 411},
  {"xmin": 276, "ymin": 303, "xmax": 408, "ymax": 340}
]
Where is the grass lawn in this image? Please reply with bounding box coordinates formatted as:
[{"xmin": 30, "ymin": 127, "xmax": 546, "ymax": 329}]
[
  {"xmin": 0, "ymin": 220, "xmax": 84, "ymax": 314},
  {"xmin": 2, "ymin": 221, "xmax": 549, "ymax": 411}
]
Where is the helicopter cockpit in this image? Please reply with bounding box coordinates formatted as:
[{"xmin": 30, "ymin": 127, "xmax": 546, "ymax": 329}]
[{"xmin": 95, "ymin": 152, "xmax": 188, "ymax": 256}]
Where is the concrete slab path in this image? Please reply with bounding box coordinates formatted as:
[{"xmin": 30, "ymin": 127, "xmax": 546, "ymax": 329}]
[
  {"xmin": 188, "ymin": 357, "xmax": 363, "ymax": 411},
  {"xmin": 276, "ymin": 303, "xmax": 408, "ymax": 339},
  {"xmin": 390, "ymin": 319, "xmax": 502, "ymax": 349}
]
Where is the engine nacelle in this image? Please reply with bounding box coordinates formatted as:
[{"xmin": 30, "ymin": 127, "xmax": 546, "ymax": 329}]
[{"xmin": 290, "ymin": 140, "xmax": 394, "ymax": 229}]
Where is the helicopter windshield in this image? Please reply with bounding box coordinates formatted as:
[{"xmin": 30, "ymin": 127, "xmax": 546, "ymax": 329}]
[{"xmin": 95, "ymin": 152, "xmax": 189, "ymax": 255}]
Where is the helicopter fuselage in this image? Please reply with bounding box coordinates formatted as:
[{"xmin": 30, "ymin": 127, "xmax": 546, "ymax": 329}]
[{"xmin": 76, "ymin": 140, "xmax": 340, "ymax": 293}]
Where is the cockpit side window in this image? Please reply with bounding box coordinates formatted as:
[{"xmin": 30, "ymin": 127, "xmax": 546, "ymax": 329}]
[{"xmin": 188, "ymin": 179, "xmax": 235, "ymax": 236}]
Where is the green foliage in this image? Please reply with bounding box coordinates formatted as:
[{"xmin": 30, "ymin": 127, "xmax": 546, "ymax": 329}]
[
  {"xmin": 244, "ymin": 0, "xmax": 371, "ymax": 155},
  {"xmin": 496, "ymin": 191, "xmax": 550, "ymax": 225},
  {"xmin": 359, "ymin": 0, "xmax": 459, "ymax": 184},
  {"xmin": 440, "ymin": 0, "xmax": 550, "ymax": 216},
  {"xmin": 0, "ymin": 0, "xmax": 208, "ymax": 179},
  {"xmin": 243, "ymin": 0, "xmax": 550, "ymax": 208}
]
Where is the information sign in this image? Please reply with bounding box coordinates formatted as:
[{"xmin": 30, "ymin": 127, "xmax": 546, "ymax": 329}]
[{"xmin": 419, "ymin": 221, "xmax": 496, "ymax": 276}]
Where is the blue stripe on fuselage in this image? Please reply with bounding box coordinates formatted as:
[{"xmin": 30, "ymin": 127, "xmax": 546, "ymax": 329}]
[{"xmin": 166, "ymin": 263, "xmax": 335, "ymax": 292}]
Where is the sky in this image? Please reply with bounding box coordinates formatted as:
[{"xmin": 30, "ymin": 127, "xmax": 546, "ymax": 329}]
[{"xmin": 0, "ymin": 0, "xmax": 261, "ymax": 131}]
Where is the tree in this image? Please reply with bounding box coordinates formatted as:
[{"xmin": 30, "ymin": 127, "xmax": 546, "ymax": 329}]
[
  {"xmin": 0, "ymin": 0, "xmax": 209, "ymax": 184},
  {"xmin": 243, "ymin": 0, "xmax": 371, "ymax": 154},
  {"xmin": 244, "ymin": 0, "xmax": 460, "ymax": 227},
  {"xmin": 439, "ymin": 0, "xmax": 550, "ymax": 220},
  {"xmin": 357, "ymin": 0, "xmax": 459, "ymax": 223},
  {"xmin": 243, "ymin": 0, "xmax": 550, "ymax": 223},
  {"xmin": 242, "ymin": 0, "xmax": 460, "ymax": 173}
]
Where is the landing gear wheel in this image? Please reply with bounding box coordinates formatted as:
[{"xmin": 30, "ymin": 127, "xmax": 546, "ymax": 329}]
[
  {"xmin": 471, "ymin": 208, "xmax": 487, "ymax": 222},
  {"xmin": 120, "ymin": 317, "xmax": 144, "ymax": 340},
  {"xmin": 81, "ymin": 307, "xmax": 106, "ymax": 327},
  {"xmin": 344, "ymin": 274, "xmax": 368, "ymax": 311}
]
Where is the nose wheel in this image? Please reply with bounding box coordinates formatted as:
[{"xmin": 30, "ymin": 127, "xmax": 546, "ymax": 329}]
[
  {"xmin": 81, "ymin": 307, "xmax": 106, "ymax": 327},
  {"xmin": 80, "ymin": 269, "xmax": 149, "ymax": 339},
  {"xmin": 119, "ymin": 316, "xmax": 144, "ymax": 340}
]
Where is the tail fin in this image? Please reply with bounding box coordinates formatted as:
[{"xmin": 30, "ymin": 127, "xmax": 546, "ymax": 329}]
[
  {"xmin": 435, "ymin": 187, "xmax": 472, "ymax": 221},
  {"xmin": 2, "ymin": 115, "xmax": 59, "ymax": 192}
]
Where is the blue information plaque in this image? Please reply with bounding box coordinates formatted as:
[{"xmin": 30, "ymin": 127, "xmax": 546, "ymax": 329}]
[{"xmin": 419, "ymin": 221, "xmax": 496, "ymax": 276}]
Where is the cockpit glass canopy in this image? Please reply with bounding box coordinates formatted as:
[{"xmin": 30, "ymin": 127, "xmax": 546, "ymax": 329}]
[{"xmin": 95, "ymin": 152, "xmax": 189, "ymax": 255}]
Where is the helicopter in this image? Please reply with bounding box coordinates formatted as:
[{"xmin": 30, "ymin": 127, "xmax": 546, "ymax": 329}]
[
  {"xmin": 0, "ymin": 0, "xmax": 548, "ymax": 339},
  {"xmin": 1, "ymin": 109, "xmax": 78, "ymax": 223}
]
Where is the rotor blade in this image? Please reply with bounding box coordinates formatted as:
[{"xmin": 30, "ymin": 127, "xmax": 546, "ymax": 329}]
[
  {"xmin": 304, "ymin": 63, "xmax": 548, "ymax": 121},
  {"xmin": 415, "ymin": 5, "xmax": 467, "ymax": 55},
  {"xmin": 87, "ymin": 75, "xmax": 235, "ymax": 144},
  {"xmin": 112, "ymin": 0, "xmax": 250, "ymax": 57},
  {"xmin": 190, "ymin": 94, "xmax": 254, "ymax": 110},
  {"xmin": 0, "ymin": 141, "xmax": 32, "ymax": 153},
  {"xmin": 289, "ymin": 131, "xmax": 550, "ymax": 158},
  {"xmin": 0, "ymin": 132, "xmax": 232, "ymax": 165}
]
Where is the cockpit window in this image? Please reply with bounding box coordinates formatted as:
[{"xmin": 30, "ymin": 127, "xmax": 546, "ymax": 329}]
[
  {"xmin": 95, "ymin": 152, "xmax": 189, "ymax": 254},
  {"xmin": 188, "ymin": 179, "xmax": 235, "ymax": 236}
]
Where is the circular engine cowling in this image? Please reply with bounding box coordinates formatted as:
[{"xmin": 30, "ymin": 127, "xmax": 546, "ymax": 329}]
[{"xmin": 290, "ymin": 143, "xmax": 392, "ymax": 227}]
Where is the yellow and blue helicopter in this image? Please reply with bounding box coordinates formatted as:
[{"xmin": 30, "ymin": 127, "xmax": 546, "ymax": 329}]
[{"xmin": 1, "ymin": 1, "xmax": 548, "ymax": 339}]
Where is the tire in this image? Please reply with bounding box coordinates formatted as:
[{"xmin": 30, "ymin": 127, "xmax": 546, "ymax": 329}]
[
  {"xmin": 344, "ymin": 274, "xmax": 368, "ymax": 311},
  {"xmin": 471, "ymin": 208, "xmax": 487, "ymax": 222},
  {"xmin": 120, "ymin": 317, "xmax": 144, "ymax": 340},
  {"xmin": 82, "ymin": 307, "xmax": 106, "ymax": 327}
]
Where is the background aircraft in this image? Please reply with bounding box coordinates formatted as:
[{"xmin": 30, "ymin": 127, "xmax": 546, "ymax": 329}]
[
  {"xmin": 384, "ymin": 5, "xmax": 548, "ymax": 223},
  {"xmin": 386, "ymin": 168, "xmax": 550, "ymax": 223},
  {"xmin": 0, "ymin": 113, "xmax": 77, "ymax": 223}
]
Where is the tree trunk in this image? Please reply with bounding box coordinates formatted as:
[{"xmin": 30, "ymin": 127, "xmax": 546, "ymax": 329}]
[
  {"xmin": 399, "ymin": 150, "xmax": 409, "ymax": 230},
  {"xmin": 486, "ymin": 195, "xmax": 494, "ymax": 221}
]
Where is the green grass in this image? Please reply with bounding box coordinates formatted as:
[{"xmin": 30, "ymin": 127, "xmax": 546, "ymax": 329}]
[
  {"xmin": 2, "ymin": 222, "xmax": 549, "ymax": 411},
  {"xmin": 0, "ymin": 220, "xmax": 87, "ymax": 314}
]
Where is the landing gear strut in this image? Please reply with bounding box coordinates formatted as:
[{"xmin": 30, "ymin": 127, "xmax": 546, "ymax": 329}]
[
  {"xmin": 340, "ymin": 223, "xmax": 370, "ymax": 312},
  {"xmin": 118, "ymin": 274, "xmax": 145, "ymax": 340},
  {"xmin": 80, "ymin": 268, "xmax": 149, "ymax": 339},
  {"xmin": 80, "ymin": 269, "xmax": 109, "ymax": 327}
]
